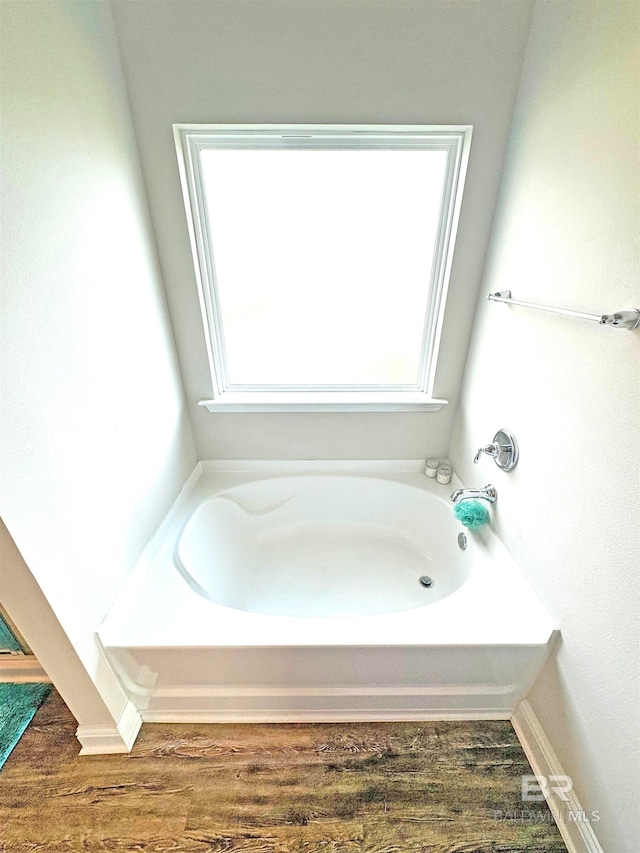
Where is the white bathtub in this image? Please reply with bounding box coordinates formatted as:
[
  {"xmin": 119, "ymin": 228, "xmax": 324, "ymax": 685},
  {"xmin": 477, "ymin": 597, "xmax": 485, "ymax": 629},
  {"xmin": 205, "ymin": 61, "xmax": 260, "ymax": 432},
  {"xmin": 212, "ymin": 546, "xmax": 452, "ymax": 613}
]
[{"xmin": 99, "ymin": 461, "xmax": 557, "ymax": 722}]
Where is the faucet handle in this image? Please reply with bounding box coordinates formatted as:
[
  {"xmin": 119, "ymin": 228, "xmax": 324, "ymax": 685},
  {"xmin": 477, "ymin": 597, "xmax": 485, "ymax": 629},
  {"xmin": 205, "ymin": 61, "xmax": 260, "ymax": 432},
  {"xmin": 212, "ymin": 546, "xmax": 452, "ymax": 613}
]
[
  {"xmin": 474, "ymin": 443, "xmax": 500, "ymax": 463},
  {"xmin": 474, "ymin": 429, "xmax": 519, "ymax": 471}
]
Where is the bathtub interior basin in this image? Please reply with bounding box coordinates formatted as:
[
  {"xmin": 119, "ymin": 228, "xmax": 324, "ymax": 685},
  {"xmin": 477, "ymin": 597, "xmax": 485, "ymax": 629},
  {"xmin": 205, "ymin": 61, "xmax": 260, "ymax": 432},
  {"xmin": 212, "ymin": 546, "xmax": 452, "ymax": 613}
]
[{"xmin": 175, "ymin": 476, "xmax": 470, "ymax": 617}]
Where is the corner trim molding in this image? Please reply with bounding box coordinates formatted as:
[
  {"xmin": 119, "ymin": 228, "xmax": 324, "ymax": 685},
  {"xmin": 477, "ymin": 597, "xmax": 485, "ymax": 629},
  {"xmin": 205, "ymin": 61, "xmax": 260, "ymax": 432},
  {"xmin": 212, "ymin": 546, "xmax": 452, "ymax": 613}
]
[
  {"xmin": 76, "ymin": 699, "xmax": 142, "ymax": 756},
  {"xmin": 511, "ymin": 700, "xmax": 604, "ymax": 853}
]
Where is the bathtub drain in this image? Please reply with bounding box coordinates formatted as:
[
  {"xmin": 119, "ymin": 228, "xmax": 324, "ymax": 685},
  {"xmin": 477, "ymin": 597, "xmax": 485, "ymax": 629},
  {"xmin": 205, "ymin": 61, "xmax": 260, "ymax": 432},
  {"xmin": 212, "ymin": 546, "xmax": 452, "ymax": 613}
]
[{"xmin": 419, "ymin": 576, "xmax": 434, "ymax": 589}]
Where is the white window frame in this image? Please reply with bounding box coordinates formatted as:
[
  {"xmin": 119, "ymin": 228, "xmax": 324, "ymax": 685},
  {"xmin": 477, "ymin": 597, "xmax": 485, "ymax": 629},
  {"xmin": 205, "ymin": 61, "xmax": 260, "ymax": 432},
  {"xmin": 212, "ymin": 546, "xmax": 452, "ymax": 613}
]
[{"xmin": 174, "ymin": 124, "xmax": 472, "ymax": 412}]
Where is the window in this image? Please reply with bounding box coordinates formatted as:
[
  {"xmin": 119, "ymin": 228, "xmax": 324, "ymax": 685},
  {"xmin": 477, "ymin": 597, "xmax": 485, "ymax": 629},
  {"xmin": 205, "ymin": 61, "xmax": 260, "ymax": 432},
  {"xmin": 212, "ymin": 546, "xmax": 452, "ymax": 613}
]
[{"xmin": 174, "ymin": 125, "xmax": 472, "ymax": 411}]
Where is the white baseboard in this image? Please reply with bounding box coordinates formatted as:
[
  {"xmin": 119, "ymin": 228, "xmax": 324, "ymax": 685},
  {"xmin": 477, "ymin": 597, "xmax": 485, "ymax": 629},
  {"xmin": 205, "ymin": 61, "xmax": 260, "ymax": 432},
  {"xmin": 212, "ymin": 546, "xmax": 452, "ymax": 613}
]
[
  {"xmin": 76, "ymin": 699, "xmax": 142, "ymax": 755},
  {"xmin": 511, "ymin": 700, "xmax": 604, "ymax": 853},
  {"xmin": 0, "ymin": 655, "xmax": 50, "ymax": 682}
]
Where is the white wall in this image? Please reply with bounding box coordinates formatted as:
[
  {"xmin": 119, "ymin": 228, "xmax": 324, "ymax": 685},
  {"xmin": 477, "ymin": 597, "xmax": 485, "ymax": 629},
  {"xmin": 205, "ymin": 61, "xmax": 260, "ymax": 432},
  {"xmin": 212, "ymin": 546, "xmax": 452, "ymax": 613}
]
[
  {"xmin": 110, "ymin": 0, "xmax": 534, "ymax": 459},
  {"xmin": 0, "ymin": 522, "xmax": 116, "ymax": 728},
  {"xmin": 1, "ymin": 0, "xmax": 197, "ymax": 725},
  {"xmin": 449, "ymin": 3, "xmax": 639, "ymax": 850}
]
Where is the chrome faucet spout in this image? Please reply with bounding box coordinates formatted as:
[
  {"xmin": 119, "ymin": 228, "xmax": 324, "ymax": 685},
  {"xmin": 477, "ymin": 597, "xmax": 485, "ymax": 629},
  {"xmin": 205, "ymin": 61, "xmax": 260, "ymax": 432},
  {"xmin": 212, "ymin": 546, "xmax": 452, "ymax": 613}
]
[{"xmin": 450, "ymin": 484, "xmax": 497, "ymax": 504}]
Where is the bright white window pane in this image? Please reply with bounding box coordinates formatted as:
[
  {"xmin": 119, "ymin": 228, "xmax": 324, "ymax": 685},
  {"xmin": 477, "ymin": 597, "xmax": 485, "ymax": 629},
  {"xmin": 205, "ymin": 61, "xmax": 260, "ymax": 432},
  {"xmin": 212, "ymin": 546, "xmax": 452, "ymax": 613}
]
[{"xmin": 200, "ymin": 148, "xmax": 448, "ymax": 386}]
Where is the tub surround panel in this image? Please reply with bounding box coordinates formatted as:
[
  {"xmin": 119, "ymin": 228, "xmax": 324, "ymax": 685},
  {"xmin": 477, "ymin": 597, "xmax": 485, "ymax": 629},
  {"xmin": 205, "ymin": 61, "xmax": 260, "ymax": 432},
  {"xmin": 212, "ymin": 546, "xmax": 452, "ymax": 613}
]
[{"xmin": 105, "ymin": 644, "xmax": 554, "ymax": 723}]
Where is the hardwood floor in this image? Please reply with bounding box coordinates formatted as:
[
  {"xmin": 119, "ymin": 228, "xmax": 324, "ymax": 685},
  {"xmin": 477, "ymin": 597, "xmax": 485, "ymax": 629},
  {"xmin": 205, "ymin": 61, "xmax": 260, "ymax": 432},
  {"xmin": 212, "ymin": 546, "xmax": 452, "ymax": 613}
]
[{"xmin": 0, "ymin": 691, "xmax": 567, "ymax": 852}]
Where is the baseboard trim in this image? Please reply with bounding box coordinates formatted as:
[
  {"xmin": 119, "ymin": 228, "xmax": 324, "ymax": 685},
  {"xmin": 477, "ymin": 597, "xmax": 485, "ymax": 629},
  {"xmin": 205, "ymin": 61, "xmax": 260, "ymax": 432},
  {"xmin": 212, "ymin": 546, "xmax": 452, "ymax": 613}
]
[
  {"xmin": 511, "ymin": 700, "xmax": 604, "ymax": 853},
  {"xmin": 77, "ymin": 699, "xmax": 142, "ymax": 755},
  {"xmin": 0, "ymin": 655, "xmax": 50, "ymax": 682}
]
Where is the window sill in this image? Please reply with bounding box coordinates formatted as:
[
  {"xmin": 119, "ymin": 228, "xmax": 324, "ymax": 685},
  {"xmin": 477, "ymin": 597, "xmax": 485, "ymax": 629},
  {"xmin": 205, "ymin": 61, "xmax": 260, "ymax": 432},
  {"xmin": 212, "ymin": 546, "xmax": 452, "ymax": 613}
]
[{"xmin": 198, "ymin": 392, "xmax": 448, "ymax": 413}]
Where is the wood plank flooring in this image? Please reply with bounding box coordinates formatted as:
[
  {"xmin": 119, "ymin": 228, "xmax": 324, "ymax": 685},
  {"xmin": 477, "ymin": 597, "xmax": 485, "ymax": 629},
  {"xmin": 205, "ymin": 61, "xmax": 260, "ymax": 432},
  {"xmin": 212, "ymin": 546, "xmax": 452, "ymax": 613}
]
[{"xmin": 0, "ymin": 691, "xmax": 567, "ymax": 852}]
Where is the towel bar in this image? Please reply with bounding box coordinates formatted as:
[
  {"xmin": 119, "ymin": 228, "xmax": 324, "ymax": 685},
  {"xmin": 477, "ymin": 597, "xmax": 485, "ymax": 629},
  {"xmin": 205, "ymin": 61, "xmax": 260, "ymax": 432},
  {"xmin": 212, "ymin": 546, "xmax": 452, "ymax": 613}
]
[{"xmin": 488, "ymin": 291, "xmax": 640, "ymax": 330}]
